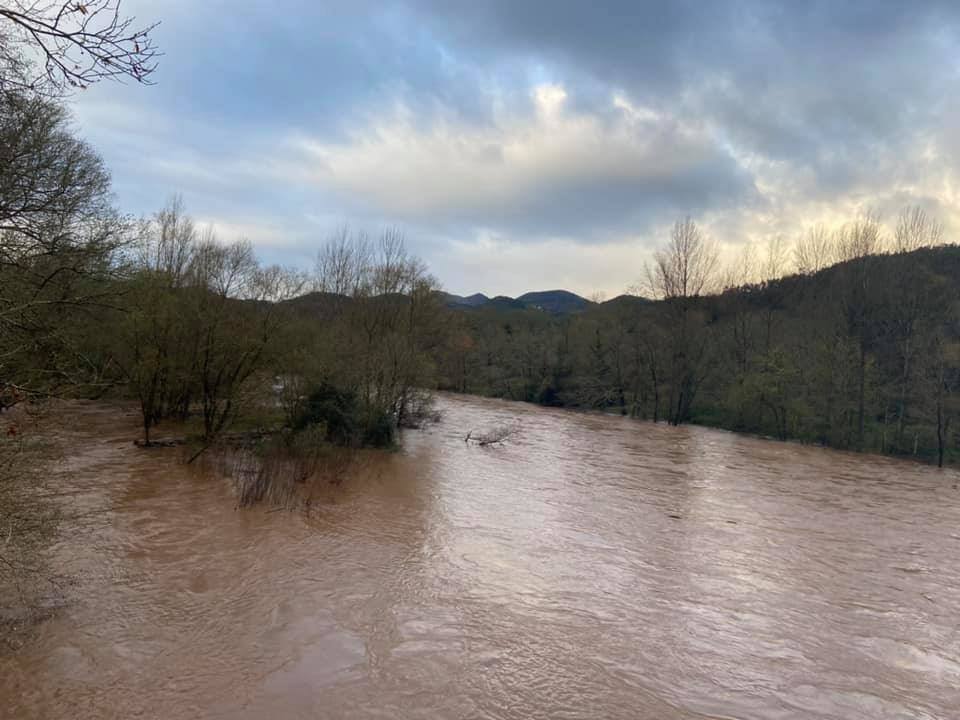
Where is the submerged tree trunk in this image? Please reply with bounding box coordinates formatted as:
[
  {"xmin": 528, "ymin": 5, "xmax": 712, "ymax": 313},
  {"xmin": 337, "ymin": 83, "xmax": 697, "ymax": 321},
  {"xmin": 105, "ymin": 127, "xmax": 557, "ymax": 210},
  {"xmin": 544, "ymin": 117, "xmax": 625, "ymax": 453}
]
[
  {"xmin": 856, "ymin": 340, "xmax": 866, "ymax": 449},
  {"xmin": 936, "ymin": 354, "xmax": 949, "ymax": 468},
  {"xmin": 936, "ymin": 398, "xmax": 948, "ymax": 468},
  {"xmin": 896, "ymin": 338, "xmax": 911, "ymax": 452}
]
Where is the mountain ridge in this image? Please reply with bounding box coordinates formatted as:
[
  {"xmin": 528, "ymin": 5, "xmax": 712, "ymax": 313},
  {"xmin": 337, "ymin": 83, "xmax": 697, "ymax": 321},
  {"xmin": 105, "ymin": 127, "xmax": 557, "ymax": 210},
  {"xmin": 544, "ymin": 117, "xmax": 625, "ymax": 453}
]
[{"xmin": 440, "ymin": 288, "xmax": 594, "ymax": 314}]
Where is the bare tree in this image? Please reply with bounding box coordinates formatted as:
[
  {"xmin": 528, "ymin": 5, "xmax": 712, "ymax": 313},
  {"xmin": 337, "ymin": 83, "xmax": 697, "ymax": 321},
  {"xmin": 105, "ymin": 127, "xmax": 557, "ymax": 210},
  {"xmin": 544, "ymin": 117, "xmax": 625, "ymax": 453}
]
[
  {"xmin": 643, "ymin": 218, "xmax": 719, "ymax": 425},
  {"xmin": 645, "ymin": 217, "xmax": 719, "ymax": 300},
  {"xmin": 120, "ymin": 198, "xmax": 196, "ymax": 443},
  {"xmin": 314, "ymin": 226, "xmax": 372, "ymax": 297},
  {"xmin": 830, "ymin": 213, "xmax": 888, "ymax": 448},
  {"xmin": 794, "ymin": 224, "xmax": 834, "ymax": 275},
  {"xmin": 721, "ymin": 240, "xmax": 756, "ymax": 291},
  {"xmin": 308, "ymin": 228, "xmax": 444, "ymax": 436},
  {"xmin": 187, "ymin": 235, "xmax": 298, "ymax": 447},
  {"xmin": 120, "ymin": 198, "xmax": 305, "ymax": 447},
  {"xmin": 0, "ymin": 0, "xmax": 159, "ymax": 95},
  {"xmin": 836, "ymin": 213, "xmax": 886, "ymax": 262},
  {"xmin": 894, "ymin": 205, "xmax": 944, "ymax": 254},
  {"xmin": 134, "ymin": 194, "xmax": 195, "ymax": 283},
  {"xmin": 760, "ymin": 234, "xmax": 790, "ymax": 281},
  {"xmin": 721, "ymin": 234, "xmax": 789, "ymax": 290}
]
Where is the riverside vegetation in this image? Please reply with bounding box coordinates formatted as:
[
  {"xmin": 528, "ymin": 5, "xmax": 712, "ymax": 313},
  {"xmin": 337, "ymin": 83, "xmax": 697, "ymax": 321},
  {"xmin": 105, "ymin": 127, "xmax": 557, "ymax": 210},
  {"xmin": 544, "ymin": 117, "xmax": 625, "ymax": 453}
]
[{"xmin": 434, "ymin": 219, "xmax": 960, "ymax": 468}]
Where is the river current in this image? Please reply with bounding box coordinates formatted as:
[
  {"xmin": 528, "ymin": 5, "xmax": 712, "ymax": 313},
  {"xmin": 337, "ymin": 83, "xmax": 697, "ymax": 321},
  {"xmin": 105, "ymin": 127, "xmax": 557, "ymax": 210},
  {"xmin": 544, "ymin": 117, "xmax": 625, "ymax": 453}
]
[{"xmin": 3, "ymin": 395, "xmax": 959, "ymax": 719}]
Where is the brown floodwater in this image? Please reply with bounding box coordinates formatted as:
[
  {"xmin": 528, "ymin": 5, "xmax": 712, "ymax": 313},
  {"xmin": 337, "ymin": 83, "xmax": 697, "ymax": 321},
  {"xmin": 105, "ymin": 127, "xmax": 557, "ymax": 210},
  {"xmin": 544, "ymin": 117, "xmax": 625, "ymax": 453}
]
[{"xmin": 3, "ymin": 394, "xmax": 960, "ymax": 719}]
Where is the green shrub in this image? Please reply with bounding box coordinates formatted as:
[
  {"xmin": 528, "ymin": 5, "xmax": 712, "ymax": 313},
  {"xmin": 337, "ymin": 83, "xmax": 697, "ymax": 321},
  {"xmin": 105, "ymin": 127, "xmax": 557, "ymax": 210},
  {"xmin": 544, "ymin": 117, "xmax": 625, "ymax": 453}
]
[
  {"xmin": 361, "ymin": 411, "xmax": 395, "ymax": 447},
  {"xmin": 293, "ymin": 382, "xmax": 395, "ymax": 448}
]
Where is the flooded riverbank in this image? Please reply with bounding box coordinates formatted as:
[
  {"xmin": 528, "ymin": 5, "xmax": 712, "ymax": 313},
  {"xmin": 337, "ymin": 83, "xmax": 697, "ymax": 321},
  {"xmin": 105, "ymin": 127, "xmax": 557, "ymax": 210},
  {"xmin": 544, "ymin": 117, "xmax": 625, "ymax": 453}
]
[{"xmin": 3, "ymin": 395, "xmax": 960, "ymax": 719}]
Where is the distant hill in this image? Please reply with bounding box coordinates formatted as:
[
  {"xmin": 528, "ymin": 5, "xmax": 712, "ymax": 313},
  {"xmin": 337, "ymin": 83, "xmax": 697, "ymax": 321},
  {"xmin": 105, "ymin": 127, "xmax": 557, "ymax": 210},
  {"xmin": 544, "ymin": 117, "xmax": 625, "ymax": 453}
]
[
  {"xmin": 292, "ymin": 288, "xmax": 599, "ymax": 316},
  {"xmin": 516, "ymin": 290, "xmax": 592, "ymax": 314},
  {"xmin": 440, "ymin": 292, "xmax": 491, "ymax": 308},
  {"xmin": 282, "ymin": 291, "xmax": 346, "ymax": 316},
  {"xmin": 600, "ymin": 293, "xmax": 651, "ymax": 311},
  {"xmin": 440, "ymin": 289, "xmax": 593, "ymax": 314}
]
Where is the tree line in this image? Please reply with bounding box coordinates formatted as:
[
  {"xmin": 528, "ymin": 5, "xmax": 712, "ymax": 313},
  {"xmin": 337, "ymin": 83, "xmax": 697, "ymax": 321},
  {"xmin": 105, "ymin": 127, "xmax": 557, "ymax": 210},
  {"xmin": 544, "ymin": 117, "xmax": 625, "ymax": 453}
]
[
  {"xmin": 435, "ymin": 216, "xmax": 960, "ymax": 467},
  {"xmin": 2, "ymin": 137, "xmax": 446, "ymax": 452},
  {"xmin": 5, "ymin": 68, "xmax": 959, "ymax": 471}
]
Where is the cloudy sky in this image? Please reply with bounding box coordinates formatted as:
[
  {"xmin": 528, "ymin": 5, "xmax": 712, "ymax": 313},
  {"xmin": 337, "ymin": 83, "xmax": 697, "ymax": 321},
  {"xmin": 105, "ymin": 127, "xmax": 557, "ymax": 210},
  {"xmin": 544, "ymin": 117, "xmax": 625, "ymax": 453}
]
[{"xmin": 71, "ymin": 0, "xmax": 960, "ymax": 297}]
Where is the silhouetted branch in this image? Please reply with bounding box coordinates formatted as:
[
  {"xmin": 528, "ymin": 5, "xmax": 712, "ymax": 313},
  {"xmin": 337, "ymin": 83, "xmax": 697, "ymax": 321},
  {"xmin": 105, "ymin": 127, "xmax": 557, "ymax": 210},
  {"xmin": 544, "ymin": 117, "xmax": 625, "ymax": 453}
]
[{"xmin": 0, "ymin": 1, "xmax": 160, "ymax": 94}]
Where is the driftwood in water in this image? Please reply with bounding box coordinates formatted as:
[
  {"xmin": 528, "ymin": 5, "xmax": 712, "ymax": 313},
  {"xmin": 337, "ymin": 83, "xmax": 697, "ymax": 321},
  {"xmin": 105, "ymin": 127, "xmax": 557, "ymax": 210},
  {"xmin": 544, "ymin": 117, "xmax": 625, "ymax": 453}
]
[
  {"xmin": 465, "ymin": 422, "xmax": 519, "ymax": 446},
  {"xmin": 133, "ymin": 438, "xmax": 184, "ymax": 448},
  {"xmin": 134, "ymin": 429, "xmax": 280, "ymax": 453}
]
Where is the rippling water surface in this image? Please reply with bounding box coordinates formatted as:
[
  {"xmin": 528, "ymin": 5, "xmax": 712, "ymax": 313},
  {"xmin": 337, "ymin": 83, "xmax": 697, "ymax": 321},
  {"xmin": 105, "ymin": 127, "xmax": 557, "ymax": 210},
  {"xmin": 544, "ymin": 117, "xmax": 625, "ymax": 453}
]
[{"xmin": 3, "ymin": 395, "xmax": 960, "ymax": 719}]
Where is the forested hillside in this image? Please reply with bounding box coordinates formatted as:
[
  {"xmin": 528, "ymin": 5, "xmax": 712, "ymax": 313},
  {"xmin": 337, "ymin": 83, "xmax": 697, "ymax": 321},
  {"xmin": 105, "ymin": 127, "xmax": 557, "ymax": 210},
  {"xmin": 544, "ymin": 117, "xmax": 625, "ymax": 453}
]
[{"xmin": 436, "ymin": 244, "xmax": 960, "ymax": 466}]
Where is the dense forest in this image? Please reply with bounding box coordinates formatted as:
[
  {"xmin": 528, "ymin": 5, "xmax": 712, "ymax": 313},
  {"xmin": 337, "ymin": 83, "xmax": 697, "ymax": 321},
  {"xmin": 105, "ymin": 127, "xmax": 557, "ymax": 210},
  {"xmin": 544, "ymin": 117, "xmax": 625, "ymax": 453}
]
[{"xmin": 435, "ymin": 229, "xmax": 960, "ymax": 467}]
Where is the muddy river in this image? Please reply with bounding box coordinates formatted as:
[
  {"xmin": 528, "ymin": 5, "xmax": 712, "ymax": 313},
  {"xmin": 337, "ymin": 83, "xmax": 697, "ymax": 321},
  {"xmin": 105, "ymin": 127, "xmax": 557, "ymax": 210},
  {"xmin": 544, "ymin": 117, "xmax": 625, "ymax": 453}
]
[{"xmin": 3, "ymin": 394, "xmax": 960, "ymax": 719}]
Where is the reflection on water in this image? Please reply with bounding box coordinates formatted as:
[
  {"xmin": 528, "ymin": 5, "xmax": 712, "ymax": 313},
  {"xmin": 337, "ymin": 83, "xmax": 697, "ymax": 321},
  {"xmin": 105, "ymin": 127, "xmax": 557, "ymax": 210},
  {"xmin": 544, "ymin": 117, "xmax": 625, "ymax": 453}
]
[{"xmin": 2, "ymin": 395, "xmax": 960, "ymax": 719}]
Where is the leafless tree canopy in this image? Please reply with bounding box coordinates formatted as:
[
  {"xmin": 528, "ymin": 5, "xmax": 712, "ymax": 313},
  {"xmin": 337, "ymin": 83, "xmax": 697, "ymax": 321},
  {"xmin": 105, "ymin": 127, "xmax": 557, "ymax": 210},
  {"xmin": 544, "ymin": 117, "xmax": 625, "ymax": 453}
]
[
  {"xmin": 835, "ymin": 213, "xmax": 886, "ymax": 262},
  {"xmin": 722, "ymin": 234, "xmax": 791, "ymax": 290},
  {"xmin": 119, "ymin": 196, "xmax": 306, "ymax": 447},
  {"xmin": 794, "ymin": 224, "xmax": 833, "ymax": 275},
  {"xmin": 314, "ymin": 227, "xmax": 436, "ymax": 300},
  {"xmin": 760, "ymin": 234, "xmax": 789, "ymax": 282},
  {"xmin": 894, "ymin": 205, "xmax": 944, "ymax": 254},
  {"xmin": 0, "ymin": 0, "xmax": 159, "ymax": 95},
  {"xmin": 645, "ymin": 217, "xmax": 719, "ymax": 299},
  {"xmin": 721, "ymin": 239, "xmax": 755, "ymax": 290},
  {"xmin": 308, "ymin": 227, "xmax": 444, "ymax": 432},
  {"xmin": 314, "ymin": 227, "xmax": 370, "ymax": 298}
]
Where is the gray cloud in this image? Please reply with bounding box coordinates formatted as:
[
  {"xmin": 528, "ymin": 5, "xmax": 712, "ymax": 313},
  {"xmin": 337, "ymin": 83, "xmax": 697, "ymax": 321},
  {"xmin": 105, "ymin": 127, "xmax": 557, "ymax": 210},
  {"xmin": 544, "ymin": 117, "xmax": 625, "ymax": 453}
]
[
  {"xmin": 294, "ymin": 84, "xmax": 759, "ymax": 241},
  {"xmin": 411, "ymin": 1, "xmax": 959, "ymax": 155},
  {"xmin": 67, "ymin": 0, "xmax": 960, "ymax": 294}
]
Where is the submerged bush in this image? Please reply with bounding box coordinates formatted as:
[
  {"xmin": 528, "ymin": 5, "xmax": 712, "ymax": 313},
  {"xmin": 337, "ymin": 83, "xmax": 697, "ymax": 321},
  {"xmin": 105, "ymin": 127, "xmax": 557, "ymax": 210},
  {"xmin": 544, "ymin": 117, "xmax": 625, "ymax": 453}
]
[
  {"xmin": 360, "ymin": 411, "xmax": 394, "ymax": 447},
  {"xmin": 219, "ymin": 380, "xmax": 409, "ymax": 509},
  {"xmin": 220, "ymin": 427, "xmax": 364, "ymax": 510},
  {"xmin": 0, "ymin": 406, "xmax": 64, "ymax": 650},
  {"xmin": 292, "ymin": 383, "xmax": 356, "ymax": 444},
  {"xmin": 292, "ymin": 382, "xmax": 396, "ymax": 448},
  {"xmin": 397, "ymin": 388, "xmax": 442, "ymax": 429}
]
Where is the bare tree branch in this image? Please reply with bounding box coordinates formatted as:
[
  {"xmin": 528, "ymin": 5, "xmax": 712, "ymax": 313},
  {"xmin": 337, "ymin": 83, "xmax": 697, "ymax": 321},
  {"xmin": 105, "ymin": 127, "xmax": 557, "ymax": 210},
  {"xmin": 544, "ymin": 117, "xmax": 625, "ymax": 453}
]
[
  {"xmin": 645, "ymin": 217, "xmax": 719, "ymax": 300},
  {"xmin": 894, "ymin": 205, "xmax": 944, "ymax": 254},
  {"xmin": 0, "ymin": 0, "xmax": 160, "ymax": 95}
]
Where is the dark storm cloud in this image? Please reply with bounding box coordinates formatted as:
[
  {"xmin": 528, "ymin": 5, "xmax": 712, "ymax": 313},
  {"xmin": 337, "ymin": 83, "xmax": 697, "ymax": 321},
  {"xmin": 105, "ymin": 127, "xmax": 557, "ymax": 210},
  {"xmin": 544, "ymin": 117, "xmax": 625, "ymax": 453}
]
[
  {"xmin": 302, "ymin": 0, "xmax": 960, "ymax": 241},
  {"xmin": 412, "ymin": 0, "xmax": 959, "ymax": 159}
]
